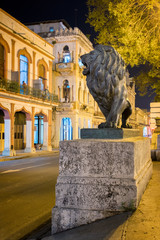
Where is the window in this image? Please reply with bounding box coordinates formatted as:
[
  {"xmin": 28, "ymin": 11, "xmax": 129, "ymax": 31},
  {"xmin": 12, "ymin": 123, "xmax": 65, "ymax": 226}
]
[
  {"xmin": 20, "ymin": 55, "xmax": 28, "ymax": 85},
  {"xmin": 63, "ymin": 80, "xmax": 70, "ymax": 102},
  {"xmin": 38, "ymin": 64, "xmax": 46, "ymax": 90},
  {"xmin": 63, "ymin": 45, "xmax": 69, "ymax": 52},
  {"xmin": 34, "ymin": 116, "xmax": 44, "ymax": 144},
  {"xmin": 63, "ymin": 54, "xmax": 71, "ymax": 63},
  {"xmin": 63, "ymin": 45, "xmax": 71, "ymax": 63},
  {"xmin": 0, "ymin": 43, "xmax": 5, "ymax": 79},
  {"xmin": 38, "ymin": 64, "xmax": 45, "ymax": 79},
  {"xmin": 60, "ymin": 117, "xmax": 73, "ymax": 141},
  {"xmin": 49, "ymin": 27, "xmax": 54, "ymax": 32}
]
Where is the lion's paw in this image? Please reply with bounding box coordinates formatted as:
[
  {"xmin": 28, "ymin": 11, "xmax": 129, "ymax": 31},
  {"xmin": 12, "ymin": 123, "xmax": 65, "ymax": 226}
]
[{"xmin": 98, "ymin": 122, "xmax": 112, "ymax": 128}]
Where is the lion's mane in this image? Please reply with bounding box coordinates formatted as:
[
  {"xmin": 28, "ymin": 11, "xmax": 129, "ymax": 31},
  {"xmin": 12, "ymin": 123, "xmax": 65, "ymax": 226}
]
[
  {"xmin": 81, "ymin": 45, "xmax": 131, "ymax": 128},
  {"xmin": 85, "ymin": 45, "xmax": 127, "ymax": 100}
]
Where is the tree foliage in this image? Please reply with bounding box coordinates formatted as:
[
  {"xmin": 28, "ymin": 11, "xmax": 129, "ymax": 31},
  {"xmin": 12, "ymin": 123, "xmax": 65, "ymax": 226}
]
[{"xmin": 87, "ymin": 0, "xmax": 160, "ymax": 99}]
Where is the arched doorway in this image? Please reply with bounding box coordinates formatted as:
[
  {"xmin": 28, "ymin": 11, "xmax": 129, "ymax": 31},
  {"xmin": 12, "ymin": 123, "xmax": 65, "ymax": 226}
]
[
  {"xmin": 63, "ymin": 45, "xmax": 71, "ymax": 63},
  {"xmin": 60, "ymin": 117, "xmax": 73, "ymax": 141},
  {"xmin": 14, "ymin": 111, "xmax": 26, "ymax": 150},
  {"xmin": 0, "ymin": 110, "xmax": 4, "ymax": 151}
]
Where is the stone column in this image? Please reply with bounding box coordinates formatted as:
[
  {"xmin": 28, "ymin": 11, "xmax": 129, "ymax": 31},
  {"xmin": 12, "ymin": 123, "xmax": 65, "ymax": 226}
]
[
  {"xmin": 24, "ymin": 119, "xmax": 35, "ymax": 153},
  {"xmin": 47, "ymin": 109, "xmax": 52, "ymax": 151},
  {"xmin": 59, "ymin": 87, "xmax": 62, "ymax": 102},
  {"xmin": 11, "ymin": 103, "xmax": 14, "ymax": 150},
  {"xmin": 33, "ymin": 51, "xmax": 36, "ymax": 82},
  {"xmin": 2, "ymin": 119, "xmax": 11, "ymax": 156},
  {"xmin": 42, "ymin": 116, "xmax": 50, "ymax": 150},
  {"xmin": 11, "ymin": 39, "xmax": 15, "ymax": 72},
  {"xmin": 49, "ymin": 61, "xmax": 52, "ymax": 93},
  {"xmin": 31, "ymin": 107, "xmax": 36, "ymax": 151},
  {"xmin": 2, "ymin": 118, "xmax": 16, "ymax": 156}
]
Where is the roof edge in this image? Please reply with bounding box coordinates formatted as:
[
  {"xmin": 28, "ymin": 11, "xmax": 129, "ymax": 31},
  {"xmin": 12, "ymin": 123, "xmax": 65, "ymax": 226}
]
[{"xmin": 25, "ymin": 19, "xmax": 71, "ymax": 29}]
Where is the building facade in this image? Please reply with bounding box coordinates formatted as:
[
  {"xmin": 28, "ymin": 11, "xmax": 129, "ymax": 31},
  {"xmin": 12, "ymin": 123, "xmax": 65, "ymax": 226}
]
[
  {"xmin": 150, "ymin": 102, "xmax": 160, "ymax": 130},
  {"xmin": 150, "ymin": 102, "xmax": 160, "ymax": 149},
  {"xmin": 0, "ymin": 9, "xmax": 58, "ymax": 155}
]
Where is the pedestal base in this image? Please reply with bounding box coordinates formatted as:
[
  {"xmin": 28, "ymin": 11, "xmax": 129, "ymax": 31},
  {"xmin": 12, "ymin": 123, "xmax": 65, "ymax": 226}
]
[
  {"xmin": 81, "ymin": 128, "xmax": 140, "ymax": 139},
  {"xmin": 52, "ymin": 137, "xmax": 152, "ymax": 234}
]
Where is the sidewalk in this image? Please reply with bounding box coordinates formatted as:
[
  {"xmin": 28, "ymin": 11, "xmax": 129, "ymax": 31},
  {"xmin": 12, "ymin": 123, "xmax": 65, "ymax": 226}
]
[
  {"xmin": 0, "ymin": 148, "xmax": 59, "ymax": 162},
  {"xmin": 24, "ymin": 162, "xmax": 160, "ymax": 240}
]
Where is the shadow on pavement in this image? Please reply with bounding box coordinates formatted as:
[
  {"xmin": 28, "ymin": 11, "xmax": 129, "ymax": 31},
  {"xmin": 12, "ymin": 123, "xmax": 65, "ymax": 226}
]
[{"xmin": 41, "ymin": 212, "xmax": 132, "ymax": 240}]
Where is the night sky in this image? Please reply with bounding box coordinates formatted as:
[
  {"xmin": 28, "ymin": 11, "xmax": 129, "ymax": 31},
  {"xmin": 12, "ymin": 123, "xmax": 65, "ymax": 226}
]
[{"xmin": 1, "ymin": 0, "xmax": 155, "ymax": 111}]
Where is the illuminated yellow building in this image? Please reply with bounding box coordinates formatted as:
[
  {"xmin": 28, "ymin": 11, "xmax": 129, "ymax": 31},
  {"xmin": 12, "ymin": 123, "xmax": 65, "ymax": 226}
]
[{"xmin": 0, "ymin": 9, "xmax": 58, "ymax": 155}]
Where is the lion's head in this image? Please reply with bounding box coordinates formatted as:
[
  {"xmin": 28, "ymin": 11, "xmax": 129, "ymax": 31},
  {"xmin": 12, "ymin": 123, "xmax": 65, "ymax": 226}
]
[{"xmin": 80, "ymin": 45, "xmax": 127, "ymax": 83}]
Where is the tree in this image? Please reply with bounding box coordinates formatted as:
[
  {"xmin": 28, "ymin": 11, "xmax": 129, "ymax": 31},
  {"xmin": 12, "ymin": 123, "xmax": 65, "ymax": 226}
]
[{"xmin": 87, "ymin": 0, "xmax": 160, "ymax": 99}]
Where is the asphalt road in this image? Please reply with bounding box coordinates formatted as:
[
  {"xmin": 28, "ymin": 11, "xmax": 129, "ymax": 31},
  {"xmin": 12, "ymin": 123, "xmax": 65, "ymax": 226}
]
[{"xmin": 0, "ymin": 153, "xmax": 59, "ymax": 240}]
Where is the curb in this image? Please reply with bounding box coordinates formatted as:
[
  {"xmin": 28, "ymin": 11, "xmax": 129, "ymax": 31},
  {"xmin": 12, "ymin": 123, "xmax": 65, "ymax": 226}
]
[{"xmin": 0, "ymin": 150, "xmax": 59, "ymax": 162}]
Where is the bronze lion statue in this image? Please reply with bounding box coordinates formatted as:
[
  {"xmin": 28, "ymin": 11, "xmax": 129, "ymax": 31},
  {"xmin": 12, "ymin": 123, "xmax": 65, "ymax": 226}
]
[{"xmin": 80, "ymin": 45, "xmax": 132, "ymax": 128}]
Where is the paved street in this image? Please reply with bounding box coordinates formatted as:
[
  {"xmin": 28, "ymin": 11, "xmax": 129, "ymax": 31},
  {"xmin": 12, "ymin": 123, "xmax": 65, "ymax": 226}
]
[
  {"xmin": 0, "ymin": 153, "xmax": 59, "ymax": 240},
  {"xmin": 27, "ymin": 162, "xmax": 160, "ymax": 240}
]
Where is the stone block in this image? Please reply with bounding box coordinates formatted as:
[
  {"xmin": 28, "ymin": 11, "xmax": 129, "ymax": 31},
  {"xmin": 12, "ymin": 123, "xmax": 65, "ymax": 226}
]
[
  {"xmin": 81, "ymin": 128, "xmax": 140, "ymax": 139},
  {"xmin": 52, "ymin": 137, "xmax": 152, "ymax": 234}
]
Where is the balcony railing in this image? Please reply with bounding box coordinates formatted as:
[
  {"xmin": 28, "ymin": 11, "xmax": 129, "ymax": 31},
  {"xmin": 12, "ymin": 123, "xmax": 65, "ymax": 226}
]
[
  {"xmin": 0, "ymin": 78, "xmax": 59, "ymax": 103},
  {"xmin": 56, "ymin": 62, "xmax": 75, "ymax": 72}
]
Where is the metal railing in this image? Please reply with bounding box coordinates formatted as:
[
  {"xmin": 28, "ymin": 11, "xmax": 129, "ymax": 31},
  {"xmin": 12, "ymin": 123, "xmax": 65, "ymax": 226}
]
[{"xmin": 0, "ymin": 78, "xmax": 59, "ymax": 103}]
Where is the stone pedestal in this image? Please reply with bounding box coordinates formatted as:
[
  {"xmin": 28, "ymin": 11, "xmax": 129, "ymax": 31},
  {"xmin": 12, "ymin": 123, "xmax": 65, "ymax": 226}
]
[{"xmin": 52, "ymin": 136, "xmax": 152, "ymax": 234}]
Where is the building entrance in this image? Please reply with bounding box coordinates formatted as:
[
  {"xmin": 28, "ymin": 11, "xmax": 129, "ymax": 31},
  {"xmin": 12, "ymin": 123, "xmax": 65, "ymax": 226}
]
[
  {"xmin": 34, "ymin": 115, "xmax": 44, "ymax": 146},
  {"xmin": 14, "ymin": 111, "xmax": 26, "ymax": 150},
  {"xmin": 60, "ymin": 117, "xmax": 73, "ymax": 141}
]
